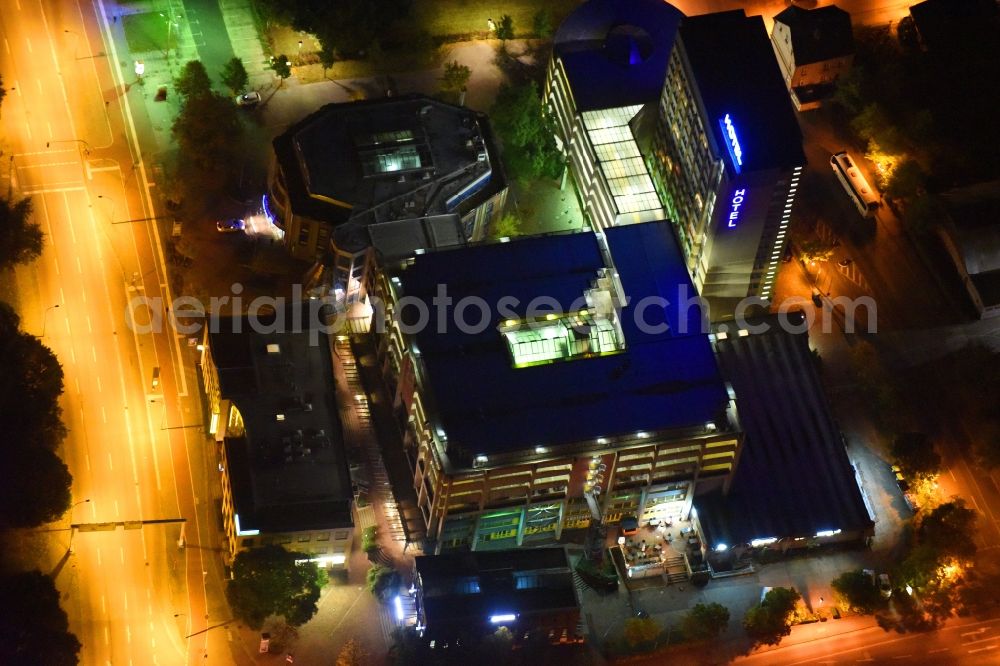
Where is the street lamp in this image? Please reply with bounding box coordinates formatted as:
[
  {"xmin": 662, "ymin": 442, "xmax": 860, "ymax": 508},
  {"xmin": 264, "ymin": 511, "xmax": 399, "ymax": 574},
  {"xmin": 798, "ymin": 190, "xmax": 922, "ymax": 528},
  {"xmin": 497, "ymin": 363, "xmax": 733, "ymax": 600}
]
[
  {"xmin": 41, "ymin": 304, "xmax": 60, "ymax": 338},
  {"xmin": 63, "ymin": 29, "xmax": 80, "ymax": 59},
  {"xmin": 46, "ymin": 139, "xmax": 92, "ymax": 156},
  {"xmin": 72, "ymin": 498, "xmax": 91, "ymax": 509}
]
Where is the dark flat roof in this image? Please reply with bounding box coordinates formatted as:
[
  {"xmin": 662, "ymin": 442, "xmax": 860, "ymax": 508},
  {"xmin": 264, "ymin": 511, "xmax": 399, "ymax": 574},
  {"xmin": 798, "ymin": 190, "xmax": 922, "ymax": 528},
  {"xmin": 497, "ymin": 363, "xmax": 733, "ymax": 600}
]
[
  {"xmin": 273, "ymin": 95, "xmax": 503, "ymax": 227},
  {"xmin": 210, "ymin": 307, "xmax": 353, "ymax": 533},
  {"xmin": 774, "ymin": 6, "xmax": 854, "ymax": 65},
  {"xmin": 394, "ymin": 222, "xmax": 729, "ymax": 464},
  {"xmin": 416, "ymin": 548, "xmax": 577, "ymax": 634},
  {"xmin": 679, "ymin": 10, "xmax": 805, "ymax": 175},
  {"xmin": 910, "ymin": 0, "xmax": 999, "ymax": 53},
  {"xmin": 554, "ymin": 0, "xmax": 684, "ymax": 111},
  {"xmin": 695, "ymin": 314, "xmax": 872, "ymax": 546}
]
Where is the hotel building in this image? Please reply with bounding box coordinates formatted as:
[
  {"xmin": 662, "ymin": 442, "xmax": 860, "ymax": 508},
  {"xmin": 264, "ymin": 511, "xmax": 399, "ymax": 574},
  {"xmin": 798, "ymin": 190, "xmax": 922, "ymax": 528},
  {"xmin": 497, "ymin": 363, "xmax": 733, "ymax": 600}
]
[
  {"xmin": 649, "ymin": 10, "xmax": 806, "ymax": 310},
  {"xmin": 371, "ymin": 221, "xmax": 742, "ymax": 553}
]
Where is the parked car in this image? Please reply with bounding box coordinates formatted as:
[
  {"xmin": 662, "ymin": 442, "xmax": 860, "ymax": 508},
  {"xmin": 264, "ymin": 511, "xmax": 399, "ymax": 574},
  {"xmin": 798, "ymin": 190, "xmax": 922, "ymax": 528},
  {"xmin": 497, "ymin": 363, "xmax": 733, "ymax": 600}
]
[
  {"xmin": 235, "ymin": 91, "xmax": 261, "ymax": 108},
  {"xmin": 216, "ymin": 218, "xmax": 245, "ymax": 233},
  {"xmin": 878, "ymin": 573, "xmax": 892, "ymax": 598}
]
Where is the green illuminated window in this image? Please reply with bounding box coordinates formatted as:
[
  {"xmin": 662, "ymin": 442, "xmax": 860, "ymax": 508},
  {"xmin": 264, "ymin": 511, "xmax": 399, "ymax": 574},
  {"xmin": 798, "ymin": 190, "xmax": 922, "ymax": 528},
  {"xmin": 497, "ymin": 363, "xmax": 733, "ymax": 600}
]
[{"xmin": 500, "ymin": 310, "xmax": 626, "ymax": 368}]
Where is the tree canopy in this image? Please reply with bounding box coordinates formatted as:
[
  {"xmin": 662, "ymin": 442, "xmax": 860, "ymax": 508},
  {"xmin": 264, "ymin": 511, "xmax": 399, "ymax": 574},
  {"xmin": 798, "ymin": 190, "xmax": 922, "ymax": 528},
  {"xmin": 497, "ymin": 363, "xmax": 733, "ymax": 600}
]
[
  {"xmin": 171, "ymin": 91, "xmax": 243, "ymax": 203},
  {"xmin": 0, "ymin": 571, "xmax": 81, "ymax": 665},
  {"xmin": 439, "ymin": 60, "xmax": 471, "ymax": 94},
  {"xmin": 680, "ymin": 602, "xmax": 730, "ymax": 642},
  {"xmin": 496, "ymin": 15, "xmax": 515, "ymax": 41},
  {"xmin": 226, "ymin": 545, "xmax": 325, "ymax": 629},
  {"xmin": 743, "ymin": 587, "xmax": 800, "ymax": 647},
  {"xmin": 0, "ymin": 195, "xmax": 43, "ymax": 271},
  {"xmin": 220, "ymin": 57, "xmax": 249, "ymax": 95},
  {"xmin": 174, "ymin": 60, "xmax": 212, "ymax": 100},
  {"xmin": 917, "ymin": 499, "xmax": 977, "ymax": 561},
  {"xmin": 832, "ymin": 570, "xmax": 884, "ymax": 614},
  {"xmin": 0, "ymin": 302, "xmax": 72, "ymax": 527},
  {"xmin": 272, "ymin": 56, "xmax": 292, "ymax": 85},
  {"xmin": 490, "ymin": 82, "xmax": 563, "ymax": 182},
  {"xmin": 891, "ymin": 432, "xmax": 941, "ymax": 480}
]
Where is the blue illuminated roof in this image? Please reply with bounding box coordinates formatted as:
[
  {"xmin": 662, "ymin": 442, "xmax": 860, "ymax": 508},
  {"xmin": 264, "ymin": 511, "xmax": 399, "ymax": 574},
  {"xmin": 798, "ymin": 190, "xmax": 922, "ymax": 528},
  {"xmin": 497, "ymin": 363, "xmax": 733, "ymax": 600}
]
[
  {"xmin": 393, "ymin": 222, "xmax": 729, "ymax": 463},
  {"xmin": 679, "ymin": 11, "xmax": 805, "ymax": 175},
  {"xmin": 554, "ymin": 0, "xmax": 684, "ymax": 111}
]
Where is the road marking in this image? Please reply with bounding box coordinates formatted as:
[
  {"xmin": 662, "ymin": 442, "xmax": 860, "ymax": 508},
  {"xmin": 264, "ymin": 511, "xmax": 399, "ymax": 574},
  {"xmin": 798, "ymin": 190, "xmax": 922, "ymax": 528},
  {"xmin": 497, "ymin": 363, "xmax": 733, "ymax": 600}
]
[
  {"xmin": 101, "ymin": 595, "xmax": 106, "ymax": 614},
  {"xmin": 68, "ymin": 216, "xmax": 77, "ymax": 244},
  {"xmin": 60, "ymin": 287, "xmax": 65, "ymax": 303},
  {"xmin": 69, "ymin": 347, "xmax": 76, "ymax": 363},
  {"xmin": 964, "ymin": 635, "xmax": 998, "ymax": 646},
  {"xmin": 126, "ymin": 625, "xmax": 131, "ymax": 643},
  {"xmin": 25, "ymin": 36, "xmax": 32, "ymax": 53},
  {"xmin": 969, "ymin": 645, "xmax": 998, "ymax": 654},
  {"xmin": 81, "ymin": 289, "xmax": 86, "ymax": 304},
  {"xmin": 85, "ymin": 453, "xmax": 91, "ymax": 471},
  {"xmin": 75, "ymin": 377, "xmax": 80, "ymax": 394},
  {"xmin": 104, "ymin": 627, "xmax": 109, "ymax": 645},
  {"xmin": 3, "ymin": 38, "xmax": 7, "ymax": 54},
  {"xmin": 25, "ymin": 123, "xmax": 32, "ymax": 141},
  {"xmin": 102, "ymin": 406, "xmax": 107, "ymax": 422},
  {"xmin": 87, "ymin": 316, "xmax": 93, "ymax": 333},
  {"xmin": 92, "ymin": 347, "xmax": 97, "ymax": 363},
  {"xmin": 108, "ymin": 453, "xmax": 113, "ymax": 471},
  {"xmin": 46, "ymin": 120, "xmax": 52, "ymax": 139},
  {"xmin": 928, "ymin": 648, "xmax": 949, "ymax": 654},
  {"xmin": 963, "ymin": 628, "xmax": 987, "ymax": 637},
  {"xmin": 76, "ymin": 256, "xmax": 82, "ymax": 273},
  {"xmin": 123, "ymin": 591, "xmax": 128, "ymax": 611}
]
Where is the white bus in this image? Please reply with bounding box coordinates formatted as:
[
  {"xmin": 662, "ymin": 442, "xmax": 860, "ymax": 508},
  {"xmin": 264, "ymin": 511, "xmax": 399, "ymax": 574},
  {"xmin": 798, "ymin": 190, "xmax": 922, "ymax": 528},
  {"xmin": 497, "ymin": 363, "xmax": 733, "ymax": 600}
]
[{"xmin": 830, "ymin": 151, "xmax": 879, "ymax": 218}]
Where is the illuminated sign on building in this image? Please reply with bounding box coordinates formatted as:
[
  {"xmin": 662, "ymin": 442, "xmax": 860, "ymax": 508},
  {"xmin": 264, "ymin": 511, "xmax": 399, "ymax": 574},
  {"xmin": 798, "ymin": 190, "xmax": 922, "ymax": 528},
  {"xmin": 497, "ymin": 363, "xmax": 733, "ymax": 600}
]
[
  {"xmin": 719, "ymin": 113, "xmax": 743, "ymax": 174},
  {"xmin": 727, "ymin": 188, "xmax": 746, "ymax": 228}
]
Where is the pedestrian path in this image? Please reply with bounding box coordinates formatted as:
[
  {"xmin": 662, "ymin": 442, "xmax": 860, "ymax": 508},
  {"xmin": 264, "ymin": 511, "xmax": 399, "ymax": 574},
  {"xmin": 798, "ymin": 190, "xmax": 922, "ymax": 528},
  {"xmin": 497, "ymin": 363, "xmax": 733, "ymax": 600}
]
[{"xmin": 334, "ymin": 338, "xmax": 408, "ymax": 548}]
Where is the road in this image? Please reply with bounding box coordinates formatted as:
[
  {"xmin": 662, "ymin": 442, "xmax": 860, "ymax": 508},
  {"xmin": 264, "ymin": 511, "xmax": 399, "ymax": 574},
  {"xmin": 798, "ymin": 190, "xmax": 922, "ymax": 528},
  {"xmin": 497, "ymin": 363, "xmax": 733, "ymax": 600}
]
[
  {"xmin": 735, "ymin": 616, "xmax": 1000, "ymax": 665},
  {"xmin": 0, "ymin": 0, "xmax": 222, "ymax": 663}
]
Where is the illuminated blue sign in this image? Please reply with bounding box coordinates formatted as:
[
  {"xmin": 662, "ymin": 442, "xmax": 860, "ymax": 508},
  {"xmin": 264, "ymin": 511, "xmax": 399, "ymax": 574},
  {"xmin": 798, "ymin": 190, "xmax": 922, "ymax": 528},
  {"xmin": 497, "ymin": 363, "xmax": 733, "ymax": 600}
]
[
  {"xmin": 727, "ymin": 188, "xmax": 746, "ymax": 228},
  {"xmin": 719, "ymin": 113, "xmax": 743, "ymax": 174}
]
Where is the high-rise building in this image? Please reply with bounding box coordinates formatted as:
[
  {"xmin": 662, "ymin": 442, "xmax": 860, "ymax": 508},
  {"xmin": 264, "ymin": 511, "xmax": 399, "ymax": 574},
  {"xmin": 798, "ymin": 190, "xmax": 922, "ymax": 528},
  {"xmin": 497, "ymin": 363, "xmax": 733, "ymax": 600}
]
[
  {"xmin": 545, "ymin": 0, "xmax": 681, "ymax": 231},
  {"xmin": 372, "ymin": 221, "xmax": 742, "ymax": 553},
  {"xmin": 649, "ymin": 10, "xmax": 806, "ymax": 311}
]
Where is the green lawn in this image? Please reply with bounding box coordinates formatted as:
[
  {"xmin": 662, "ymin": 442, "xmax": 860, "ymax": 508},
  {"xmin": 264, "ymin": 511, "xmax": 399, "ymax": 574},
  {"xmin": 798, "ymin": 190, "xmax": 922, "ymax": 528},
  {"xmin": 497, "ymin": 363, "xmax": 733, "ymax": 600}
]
[
  {"xmin": 412, "ymin": 0, "xmax": 582, "ymax": 39},
  {"xmin": 122, "ymin": 12, "xmax": 178, "ymax": 53}
]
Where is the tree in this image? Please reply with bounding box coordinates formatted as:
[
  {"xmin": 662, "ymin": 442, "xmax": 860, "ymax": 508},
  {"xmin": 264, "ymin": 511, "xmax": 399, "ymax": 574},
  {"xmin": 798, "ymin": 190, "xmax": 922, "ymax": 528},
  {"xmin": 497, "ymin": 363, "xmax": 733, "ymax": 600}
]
[
  {"xmin": 832, "ymin": 570, "xmax": 883, "ymax": 613},
  {"xmin": 319, "ymin": 44, "xmax": 337, "ymax": 78},
  {"xmin": 532, "ymin": 9, "xmax": 553, "ymax": 37},
  {"xmin": 171, "ymin": 92, "xmax": 243, "ymax": 201},
  {"xmin": 490, "ymin": 82, "xmax": 564, "ymax": 182},
  {"xmin": 336, "ymin": 638, "xmax": 367, "ymax": 666},
  {"xmin": 490, "ymin": 212, "xmax": 522, "ymax": 239},
  {"xmin": 496, "ymin": 14, "xmax": 515, "ymax": 42},
  {"xmin": 622, "ymin": 616, "xmax": 660, "ymax": 648},
  {"xmin": 917, "ymin": 499, "xmax": 977, "ymax": 561},
  {"xmin": 220, "ymin": 57, "xmax": 249, "ymax": 95},
  {"xmin": 439, "ymin": 60, "xmax": 471, "ymax": 95},
  {"xmin": 885, "ymin": 158, "xmax": 926, "ymax": 200},
  {"xmin": 797, "ymin": 238, "xmax": 835, "ymax": 264},
  {"xmin": 0, "ymin": 195, "xmax": 43, "ymax": 270},
  {"xmin": 743, "ymin": 587, "xmax": 800, "ymax": 647},
  {"xmin": 174, "ymin": 60, "xmax": 212, "ymax": 100},
  {"xmin": 272, "ymin": 55, "xmax": 292, "ymax": 87},
  {"xmin": 0, "ymin": 446, "xmax": 73, "ymax": 527},
  {"xmin": 366, "ymin": 564, "xmax": 400, "ymax": 602},
  {"xmin": 226, "ymin": 545, "xmax": 324, "ymax": 629},
  {"xmin": 680, "ymin": 602, "xmax": 729, "ymax": 642},
  {"xmin": 0, "ymin": 571, "xmax": 81, "ymax": 665},
  {"xmin": 891, "ymin": 432, "xmax": 941, "ymax": 480}
]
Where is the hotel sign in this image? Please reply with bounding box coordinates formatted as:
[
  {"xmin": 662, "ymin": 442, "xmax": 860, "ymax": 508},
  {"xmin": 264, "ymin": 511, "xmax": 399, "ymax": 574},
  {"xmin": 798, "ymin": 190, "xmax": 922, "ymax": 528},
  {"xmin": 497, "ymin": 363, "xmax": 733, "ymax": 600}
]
[
  {"xmin": 719, "ymin": 113, "xmax": 743, "ymax": 174},
  {"xmin": 727, "ymin": 188, "xmax": 746, "ymax": 228}
]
